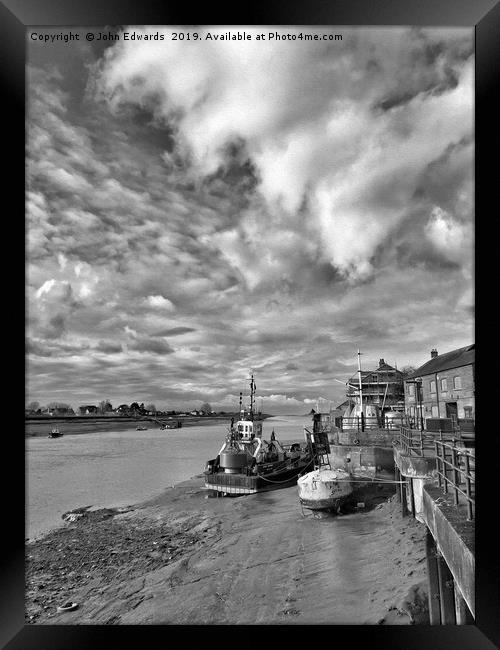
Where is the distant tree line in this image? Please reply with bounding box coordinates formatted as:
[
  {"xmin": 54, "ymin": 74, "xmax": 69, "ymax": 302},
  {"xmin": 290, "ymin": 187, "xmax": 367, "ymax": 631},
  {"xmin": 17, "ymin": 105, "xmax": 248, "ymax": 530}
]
[{"xmin": 26, "ymin": 399, "xmax": 226, "ymax": 417}]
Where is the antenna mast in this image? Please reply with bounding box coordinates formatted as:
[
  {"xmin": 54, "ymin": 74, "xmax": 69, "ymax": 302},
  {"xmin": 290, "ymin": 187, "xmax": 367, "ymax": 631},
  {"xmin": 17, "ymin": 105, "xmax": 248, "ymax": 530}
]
[
  {"xmin": 357, "ymin": 350, "xmax": 363, "ymax": 415},
  {"xmin": 249, "ymin": 371, "xmax": 255, "ymax": 421}
]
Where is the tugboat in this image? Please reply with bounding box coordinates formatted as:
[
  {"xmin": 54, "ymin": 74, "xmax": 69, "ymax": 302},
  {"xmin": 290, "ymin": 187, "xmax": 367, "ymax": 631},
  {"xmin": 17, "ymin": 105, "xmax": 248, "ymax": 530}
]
[
  {"xmin": 204, "ymin": 373, "xmax": 312, "ymax": 495},
  {"xmin": 48, "ymin": 427, "xmax": 63, "ymax": 438},
  {"xmin": 297, "ymin": 416, "xmax": 353, "ymax": 513}
]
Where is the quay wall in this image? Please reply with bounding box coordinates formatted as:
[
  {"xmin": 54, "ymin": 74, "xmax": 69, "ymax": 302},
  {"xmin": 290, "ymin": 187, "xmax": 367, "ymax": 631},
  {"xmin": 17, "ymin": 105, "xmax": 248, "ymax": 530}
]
[{"xmin": 328, "ymin": 444, "xmax": 395, "ymax": 478}]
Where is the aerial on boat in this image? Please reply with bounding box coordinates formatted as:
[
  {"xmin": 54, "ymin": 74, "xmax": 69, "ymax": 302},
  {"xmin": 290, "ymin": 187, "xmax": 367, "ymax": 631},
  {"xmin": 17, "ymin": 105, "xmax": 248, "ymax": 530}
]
[
  {"xmin": 297, "ymin": 415, "xmax": 353, "ymax": 513},
  {"xmin": 48, "ymin": 427, "xmax": 63, "ymax": 439},
  {"xmin": 204, "ymin": 373, "xmax": 313, "ymax": 495}
]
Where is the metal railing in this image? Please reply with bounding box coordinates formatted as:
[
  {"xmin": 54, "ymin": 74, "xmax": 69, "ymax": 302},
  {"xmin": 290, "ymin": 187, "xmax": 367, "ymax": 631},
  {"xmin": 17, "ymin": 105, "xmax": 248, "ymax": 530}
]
[
  {"xmin": 341, "ymin": 415, "xmax": 408, "ymax": 432},
  {"xmin": 435, "ymin": 439, "xmax": 475, "ymax": 521},
  {"xmin": 398, "ymin": 426, "xmax": 475, "ymax": 457}
]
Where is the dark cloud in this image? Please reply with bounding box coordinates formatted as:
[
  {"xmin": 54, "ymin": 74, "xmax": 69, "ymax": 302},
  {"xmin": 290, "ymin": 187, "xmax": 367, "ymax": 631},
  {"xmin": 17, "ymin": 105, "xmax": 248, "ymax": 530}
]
[
  {"xmin": 152, "ymin": 327, "xmax": 196, "ymax": 337},
  {"xmin": 129, "ymin": 337, "xmax": 175, "ymax": 355},
  {"xmin": 95, "ymin": 340, "xmax": 123, "ymax": 354}
]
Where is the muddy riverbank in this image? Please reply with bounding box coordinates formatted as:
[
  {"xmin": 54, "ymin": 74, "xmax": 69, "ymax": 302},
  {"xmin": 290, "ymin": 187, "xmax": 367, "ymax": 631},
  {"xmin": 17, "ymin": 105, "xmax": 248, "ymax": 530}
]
[{"xmin": 25, "ymin": 477, "xmax": 429, "ymax": 625}]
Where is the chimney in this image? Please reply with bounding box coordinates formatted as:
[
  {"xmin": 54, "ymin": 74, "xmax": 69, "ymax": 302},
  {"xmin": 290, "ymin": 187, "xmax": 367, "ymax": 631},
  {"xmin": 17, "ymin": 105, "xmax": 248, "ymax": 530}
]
[
  {"xmin": 379, "ymin": 358, "xmax": 385, "ymax": 367},
  {"xmin": 431, "ymin": 349, "xmax": 438, "ymax": 358}
]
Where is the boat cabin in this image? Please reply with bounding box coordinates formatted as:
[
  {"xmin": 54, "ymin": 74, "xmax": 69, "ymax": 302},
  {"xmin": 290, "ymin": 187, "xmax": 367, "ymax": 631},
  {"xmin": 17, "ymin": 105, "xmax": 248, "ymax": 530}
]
[{"xmin": 236, "ymin": 419, "xmax": 262, "ymax": 442}]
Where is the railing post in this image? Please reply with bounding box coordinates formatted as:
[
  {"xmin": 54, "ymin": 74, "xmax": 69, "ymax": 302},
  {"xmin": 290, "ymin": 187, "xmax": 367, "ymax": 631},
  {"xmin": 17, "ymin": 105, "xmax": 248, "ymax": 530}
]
[
  {"xmin": 443, "ymin": 443, "xmax": 448, "ymax": 494},
  {"xmin": 465, "ymin": 453, "xmax": 473, "ymax": 521},
  {"xmin": 451, "ymin": 439, "xmax": 459, "ymax": 506},
  {"xmin": 435, "ymin": 441, "xmax": 441, "ymax": 488}
]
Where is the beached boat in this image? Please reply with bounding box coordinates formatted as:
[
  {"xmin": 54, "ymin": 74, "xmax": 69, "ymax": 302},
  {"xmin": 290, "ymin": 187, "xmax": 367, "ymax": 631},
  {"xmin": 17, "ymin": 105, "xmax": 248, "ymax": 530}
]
[
  {"xmin": 48, "ymin": 427, "xmax": 63, "ymax": 438},
  {"xmin": 297, "ymin": 423, "xmax": 353, "ymax": 512},
  {"xmin": 204, "ymin": 374, "xmax": 313, "ymax": 495}
]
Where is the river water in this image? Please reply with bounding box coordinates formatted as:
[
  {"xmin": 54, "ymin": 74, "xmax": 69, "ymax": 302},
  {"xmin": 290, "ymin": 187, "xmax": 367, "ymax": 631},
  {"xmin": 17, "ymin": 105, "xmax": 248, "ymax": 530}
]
[{"xmin": 26, "ymin": 415, "xmax": 310, "ymax": 540}]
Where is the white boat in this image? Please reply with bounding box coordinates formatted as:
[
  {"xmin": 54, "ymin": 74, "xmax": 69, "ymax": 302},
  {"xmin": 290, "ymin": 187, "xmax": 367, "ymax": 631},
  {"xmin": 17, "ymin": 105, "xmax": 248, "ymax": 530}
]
[
  {"xmin": 297, "ymin": 467, "xmax": 353, "ymax": 512},
  {"xmin": 298, "ymin": 421, "xmax": 353, "ymax": 512}
]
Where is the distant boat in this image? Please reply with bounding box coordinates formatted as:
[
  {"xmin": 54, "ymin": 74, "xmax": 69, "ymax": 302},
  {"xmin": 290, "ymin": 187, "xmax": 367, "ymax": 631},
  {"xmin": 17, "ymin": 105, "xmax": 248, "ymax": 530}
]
[
  {"xmin": 160, "ymin": 421, "xmax": 181, "ymax": 429},
  {"xmin": 48, "ymin": 427, "xmax": 63, "ymax": 438},
  {"xmin": 136, "ymin": 425, "xmax": 148, "ymax": 431}
]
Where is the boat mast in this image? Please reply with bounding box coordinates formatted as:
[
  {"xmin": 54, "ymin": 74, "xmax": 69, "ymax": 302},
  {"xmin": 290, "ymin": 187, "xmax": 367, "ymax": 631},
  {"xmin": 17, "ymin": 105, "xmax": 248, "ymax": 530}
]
[{"xmin": 249, "ymin": 372, "xmax": 255, "ymax": 421}]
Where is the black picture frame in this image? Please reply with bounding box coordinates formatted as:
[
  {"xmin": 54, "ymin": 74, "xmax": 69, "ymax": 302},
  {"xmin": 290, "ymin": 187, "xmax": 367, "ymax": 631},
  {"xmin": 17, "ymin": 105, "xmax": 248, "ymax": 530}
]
[{"xmin": 3, "ymin": 0, "xmax": 498, "ymax": 647}]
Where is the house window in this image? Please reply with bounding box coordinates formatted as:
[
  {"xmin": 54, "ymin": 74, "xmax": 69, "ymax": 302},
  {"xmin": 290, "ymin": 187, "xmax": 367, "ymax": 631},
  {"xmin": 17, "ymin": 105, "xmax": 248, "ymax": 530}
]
[
  {"xmin": 431, "ymin": 406, "xmax": 439, "ymax": 418},
  {"xmin": 464, "ymin": 406, "xmax": 473, "ymax": 418},
  {"xmin": 408, "ymin": 384, "xmax": 415, "ymax": 397},
  {"xmin": 441, "ymin": 378, "xmax": 447, "ymax": 391},
  {"xmin": 430, "ymin": 380, "xmax": 436, "ymax": 394},
  {"xmin": 453, "ymin": 376, "xmax": 462, "ymax": 389}
]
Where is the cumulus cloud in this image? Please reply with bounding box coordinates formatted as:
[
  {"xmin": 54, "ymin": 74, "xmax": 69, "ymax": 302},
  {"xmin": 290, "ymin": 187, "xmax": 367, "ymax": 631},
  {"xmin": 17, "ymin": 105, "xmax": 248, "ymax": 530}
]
[
  {"xmin": 146, "ymin": 295, "xmax": 175, "ymax": 310},
  {"xmin": 95, "ymin": 26, "xmax": 473, "ymax": 282},
  {"xmin": 425, "ymin": 206, "xmax": 471, "ymax": 263}
]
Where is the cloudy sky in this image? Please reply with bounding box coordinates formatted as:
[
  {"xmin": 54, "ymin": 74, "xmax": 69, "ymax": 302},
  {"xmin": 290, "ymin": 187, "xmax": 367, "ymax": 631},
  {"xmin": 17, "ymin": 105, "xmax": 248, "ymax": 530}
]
[{"xmin": 26, "ymin": 26, "xmax": 474, "ymax": 414}]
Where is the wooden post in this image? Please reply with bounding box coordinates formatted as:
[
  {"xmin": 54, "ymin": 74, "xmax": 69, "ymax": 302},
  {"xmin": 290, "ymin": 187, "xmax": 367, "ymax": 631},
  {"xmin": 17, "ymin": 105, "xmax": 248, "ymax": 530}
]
[
  {"xmin": 401, "ymin": 478, "xmax": 408, "ymax": 517},
  {"xmin": 426, "ymin": 531, "xmax": 441, "ymax": 625},
  {"xmin": 395, "ymin": 467, "xmax": 401, "ymax": 502},
  {"xmin": 437, "ymin": 553, "xmax": 456, "ymax": 624},
  {"xmin": 454, "ymin": 581, "xmax": 474, "ymax": 624},
  {"xmin": 408, "ymin": 477, "xmax": 416, "ymax": 517}
]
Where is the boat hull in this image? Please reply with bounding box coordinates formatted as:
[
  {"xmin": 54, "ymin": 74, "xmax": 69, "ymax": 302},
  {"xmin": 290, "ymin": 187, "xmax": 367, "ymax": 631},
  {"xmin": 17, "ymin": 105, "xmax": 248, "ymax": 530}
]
[
  {"xmin": 299, "ymin": 496, "xmax": 350, "ymax": 511},
  {"xmin": 297, "ymin": 468, "xmax": 353, "ymax": 511},
  {"xmin": 205, "ymin": 459, "xmax": 311, "ymax": 495}
]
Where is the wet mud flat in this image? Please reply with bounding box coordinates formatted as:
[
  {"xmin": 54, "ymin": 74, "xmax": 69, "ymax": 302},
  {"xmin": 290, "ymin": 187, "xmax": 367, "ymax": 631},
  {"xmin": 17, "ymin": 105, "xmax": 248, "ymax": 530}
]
[{"xmin": 25, "ymin": 477, "xmax": 429, "ymax": 625}]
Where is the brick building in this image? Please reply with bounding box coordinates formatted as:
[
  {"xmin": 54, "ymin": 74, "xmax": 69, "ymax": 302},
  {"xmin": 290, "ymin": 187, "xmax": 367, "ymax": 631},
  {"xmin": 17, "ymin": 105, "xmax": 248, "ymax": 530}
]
[{"xmin": 404, "ymin": 345, "xmax": 475, "ymax": 424}]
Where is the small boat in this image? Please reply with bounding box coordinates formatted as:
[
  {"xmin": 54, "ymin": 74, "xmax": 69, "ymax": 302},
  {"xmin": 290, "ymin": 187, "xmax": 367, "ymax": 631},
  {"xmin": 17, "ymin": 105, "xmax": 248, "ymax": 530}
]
[
  {"xmin": 297, "ymin": 424, "xmax": 353, "ymax": 513},
  {"xmin": 48, "ymin": 427, "xmax": 63, "ymax": 438},
  {"xmin": 297, "ymin": 467, "xmax": 353, "ymax": 513},
  {"xmin": 204, "ymin": 373, "xmax": 312, "ymax": 495},
  {"xmin": 136, "ymin": 425, "xmax": 148, "ymax": 431}
]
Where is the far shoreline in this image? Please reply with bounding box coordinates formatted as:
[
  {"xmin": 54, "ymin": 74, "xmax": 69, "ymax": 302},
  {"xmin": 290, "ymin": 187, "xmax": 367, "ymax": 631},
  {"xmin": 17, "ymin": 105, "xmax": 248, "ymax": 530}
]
[{"xmin": 25, "ymin": 413, "xmax": 274, "ymax": 437}]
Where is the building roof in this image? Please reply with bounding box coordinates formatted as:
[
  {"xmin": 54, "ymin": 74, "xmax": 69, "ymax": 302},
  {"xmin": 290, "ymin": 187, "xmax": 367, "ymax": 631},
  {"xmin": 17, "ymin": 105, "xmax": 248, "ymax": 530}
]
[
  {"xmin": 408, "ymin": 344, "xmax": 474, "ymax": 379},
  {"xmin": 377, "ymin": 358, "xmax": 397, "ymax": 371}
]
